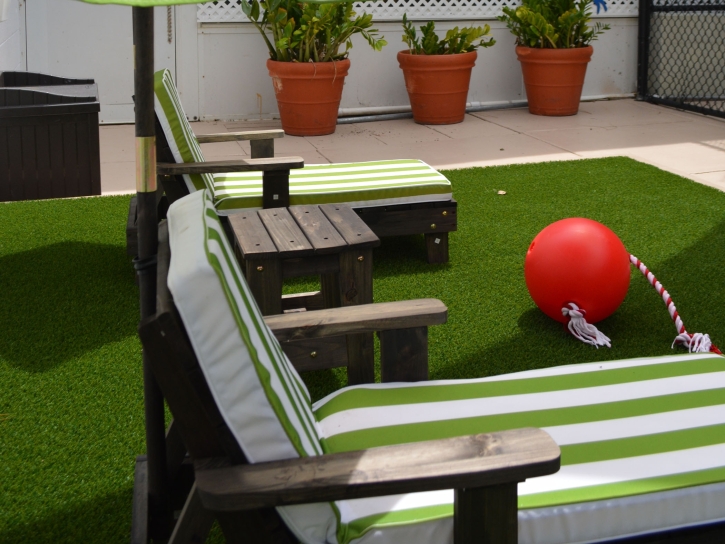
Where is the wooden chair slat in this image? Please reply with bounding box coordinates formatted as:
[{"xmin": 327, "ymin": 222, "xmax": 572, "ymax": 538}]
[
  {"xmin": 289, "ymin": 205, "xmax": 347, "ymax": 253},
  {"xmin": 228, "ymin": 212, "xmax": 277, "ymax": 258},
  {"xmin": 320, "ymin": 203, "xmax": 381, "ymax": 249},
  {"xmin": 157, "ymin": 156, "xmax": 303, "ymax": 175},
  {"xmin": 264, "ymin": 298, "xmax": 447, "ymax": 342},
  {"xmin": 258, "ymin": 208, "xmax": 314, "ymax": 256},
  {"xmin": 194, "ymin": 429, "xmax": 560, "ymax": 511}
]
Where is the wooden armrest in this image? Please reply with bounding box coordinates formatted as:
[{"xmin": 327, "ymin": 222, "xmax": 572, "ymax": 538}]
[
  {"xmin": 157, "ymin": 156, "xmax": 303, "ymax": 175},
  {"xmin": 196, "ymin": 129, "xmax": 285, "ymax": 144},
  {"xmin": 194, "ymin": 428, "xmax": 560, "ymax": 511},
  {"xmin": 264, "ymin": 299, "xmax": 447, "ymax": 343}
]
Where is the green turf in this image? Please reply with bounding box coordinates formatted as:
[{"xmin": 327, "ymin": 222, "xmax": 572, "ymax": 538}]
[{"xmin": 2, "ymin": 157, "xmax": 725, "ymax": 542}]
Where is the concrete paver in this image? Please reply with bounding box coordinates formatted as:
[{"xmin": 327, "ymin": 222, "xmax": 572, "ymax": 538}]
[
  {"xmin": 473, "ymin": 100, "xmax": 692, "ymax": 131},
  {"xmin": 98, "ymin": 99, "xmax": 725, "ymax": 195}
]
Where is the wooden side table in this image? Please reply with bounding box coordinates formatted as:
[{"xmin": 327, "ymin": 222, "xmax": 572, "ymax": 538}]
[{"xmin": 228, "ymin": 204, "xmax": 381, "ymax": 384}]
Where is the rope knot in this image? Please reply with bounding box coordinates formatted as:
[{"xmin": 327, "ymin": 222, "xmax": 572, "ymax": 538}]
[
  {"xmin": 561, "ymin": 303, "xmax": 611, "ymax": 348},
  {"xmin": 562, "ymin": 304, "xmax": 586, "ymax": 319},
  {"xmin": 673, "ymin": 332, "xmax": 721, "ymax": 354}
]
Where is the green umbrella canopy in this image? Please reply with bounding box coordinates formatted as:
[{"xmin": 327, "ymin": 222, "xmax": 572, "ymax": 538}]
[
  {"xmin": 80, "ymin": 0, "xmax": 206, "ymax": 5},
  {"xmin": 79, "ymin": 0, "xmax": 344, "ymax": 5}
]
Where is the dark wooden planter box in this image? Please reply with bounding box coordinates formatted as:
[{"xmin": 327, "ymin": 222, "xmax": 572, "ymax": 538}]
[{"xmin": 0, "ymin": 72, "xmax": 101, "ymax": 202}]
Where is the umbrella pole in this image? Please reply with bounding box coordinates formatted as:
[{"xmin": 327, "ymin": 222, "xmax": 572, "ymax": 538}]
[{"xmin": 133, "ymin": 6, "xmax": 171, "ymax": 540}]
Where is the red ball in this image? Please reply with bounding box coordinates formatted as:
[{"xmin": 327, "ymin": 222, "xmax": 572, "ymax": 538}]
[{"xmin": 525, "ymin": 218, "xmax": 630, "ymax": 324}]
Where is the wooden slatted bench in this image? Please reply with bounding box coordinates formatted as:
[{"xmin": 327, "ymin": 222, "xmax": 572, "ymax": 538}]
[{"xmin": 229, "ymin": 203, "xmax": 382, "ymax": 384}]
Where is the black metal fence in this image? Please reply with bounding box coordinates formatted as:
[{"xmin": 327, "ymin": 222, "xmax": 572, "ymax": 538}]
[{"xmin": 638, "ymin": 0, "xmax": 725, "ymax": 118}]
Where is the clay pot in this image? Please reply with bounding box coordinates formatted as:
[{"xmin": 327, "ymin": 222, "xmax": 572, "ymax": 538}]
[
  {"xmin": 267, "ymin": 59, "xmax": 350, "ymax": 136},
  {"xmin": 516, "ymin": 46, "xmax": 593, "ymax": 116},
  {"xmin": 397, "ymin": 50, "xmax": 477, "ymax": 125}
]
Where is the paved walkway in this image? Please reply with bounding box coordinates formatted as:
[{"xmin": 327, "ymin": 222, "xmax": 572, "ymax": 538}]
[{"xmin": 100, "ymin": 98, "xmax": 725, "ymax": 195}]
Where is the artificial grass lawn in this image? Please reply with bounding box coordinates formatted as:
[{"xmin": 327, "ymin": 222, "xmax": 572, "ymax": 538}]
[{"xmin": 1, "ymin": 157, "xmax": 724, "ymax": 542}]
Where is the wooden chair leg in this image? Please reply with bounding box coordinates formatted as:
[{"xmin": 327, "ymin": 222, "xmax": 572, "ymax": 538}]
[
  {"xmin": 165, "ymin": 420, "xmax": 187, "ymax": 485},
  {"xmin": 131, "ymin": 456, "xmax": 149, "ymax": 544},
  {"xmin": 454, "ymin": 483, "xmax": 518, "ymax": 544},
  {"xmin": 251, "ymin": 139, "xmax": 274, "ymax": 159},
  {"xmin": 425, "ymin": 232, "xmax": 449, "ymax": 264},
  {"xmin": 246, "ymin": 258, "xmax": 283, "ymax": 316},
  {"xmin": 379, "ymin": 326, "xmax": 429, "ymax": 382},
  {"xmin": 262, "ymin": 170, "xmax": 290, "ymax": 209},
  {"xmin": 216, "ymin": 509, "xmax": 298, "ymax": 544},
  {"xmin": 168, "ymin": 484, "xmax": 215, "ymax": 544},
  {"xmin": 346, "ymin": 333, "xmax": 375, "ymax": 385},
  {"xmin": 320, "ymin": 272, "xmax": 342, "ymax": 308},
  {"xmin": 338, "ymin": 248, "xmax": 375, "ymax": 385}
]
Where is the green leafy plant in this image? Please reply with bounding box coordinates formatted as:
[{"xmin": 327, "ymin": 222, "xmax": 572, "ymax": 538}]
[
  {"xmin": 401, "ymin": 14, "xmax": 495, "ymax": 55},
  {"xmin": 499, "ymin": 0, "xmax": 610, "ymax": 49},
  {"xmin": 241, "ymin": 0, "xmax": 387, "ymax": 62}
]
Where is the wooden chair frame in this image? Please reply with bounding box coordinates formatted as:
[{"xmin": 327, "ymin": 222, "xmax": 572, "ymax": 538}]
[
  {"xmin": 127, "ymin": 121, "xmax": 457, "ymax": 264},
  {"xmin": 132, "ymin": 220, "xmax": 560, "ymax": 544}
]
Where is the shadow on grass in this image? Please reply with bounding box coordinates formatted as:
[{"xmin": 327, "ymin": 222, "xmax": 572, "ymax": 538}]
[
  {"xmin": 432, "ymin": 218, "xmax": 725, "ymax": 381},
  {"xmin": 372, "ymin": 235, "xmax": 452, "ymax": 279},
  {"xmin": 0, "ymin": 487, "xmax": 133, "ymax": 544},
  {"xmin": 0, "ymin": 242, "xmax": 137, "ymax": 372}
]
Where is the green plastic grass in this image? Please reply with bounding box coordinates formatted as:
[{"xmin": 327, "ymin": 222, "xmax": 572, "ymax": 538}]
[{"xmin": 2, "ymin": 157, "xmax": 725, "ymax": 542}]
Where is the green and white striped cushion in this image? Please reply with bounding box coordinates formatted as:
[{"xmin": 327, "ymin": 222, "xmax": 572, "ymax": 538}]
[
  {"xmin": 213, "ymin": 160, "xmax": 452, "ymax": 213},
  {"xmin": 314, "ymin": 353, "xmax": 725, "ymax": 543},
  {"xmin": 152, "ymin": 69, "xmax": 451, "ymax": 213},
  {"xmin": 154, "ymin": 69, "xmax": 213, "ymax": 193},
  {"xmin": 166, "ymin": 190, "xmax": 339, "ymax": 543}
]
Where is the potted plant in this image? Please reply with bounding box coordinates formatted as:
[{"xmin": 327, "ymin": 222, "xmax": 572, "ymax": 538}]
[
  {"xmin": 398, "ymin": 15, "xmax": 495, "ymax": 124},
  {"xmin": 499, "ymin": 0, "xmax": 610, "ymax": 116},
  {"xmin": 241, "ymin": 0, "xmax": 386, "ymax": 136}
]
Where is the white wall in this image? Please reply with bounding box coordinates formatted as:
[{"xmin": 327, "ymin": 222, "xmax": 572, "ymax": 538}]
[
  {"xmin": 191, "ymin": 17, "xmax": 638, "ymax": 121},
  {"xmin": 25, "ymin": 0, "xmax": 176, "ymax": 124},
  {"xmin": 0, "ymin": 0, "xmax": 24, "ymax": 72}
]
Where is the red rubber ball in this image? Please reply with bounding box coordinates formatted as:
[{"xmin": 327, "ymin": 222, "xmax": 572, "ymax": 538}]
[{"xmin": 525, "ymin": 218, "xmax": 631, "ymax": 324}]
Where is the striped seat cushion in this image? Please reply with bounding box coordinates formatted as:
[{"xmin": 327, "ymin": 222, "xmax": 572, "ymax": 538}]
[
  {"xmin": 212, "ymin": 160, "xmax": 452, "ymax": 213},
  {"xmin": 314, "ymin": 353, "xmax": 725, "ymax": 543},
  {"xmin": 152, "ymin": 69, "xmax": 452, "ymax": 213}
]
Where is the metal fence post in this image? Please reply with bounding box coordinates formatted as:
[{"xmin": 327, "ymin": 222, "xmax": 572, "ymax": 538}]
[{"xmin": 636, "ymin": 0, "xmax": 651, "ymax": 101}]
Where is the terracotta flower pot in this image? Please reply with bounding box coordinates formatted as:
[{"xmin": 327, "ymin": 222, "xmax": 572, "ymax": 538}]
[
  {"xmin": 397, "ymin": 50, "xmax": 477, "ymax": 125},
  {"xmin": 516, "ymin": 46, "xmax": 593, "ymax": 116},
  {"xmin": 267, "ymin": 59, "xmax": 350, "ymax": 136}
]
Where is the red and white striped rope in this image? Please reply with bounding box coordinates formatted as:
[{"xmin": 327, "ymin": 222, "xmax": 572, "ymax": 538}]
[{"xmin": 629, "ymin": 254, "xmax": 721, "ymax": 354}]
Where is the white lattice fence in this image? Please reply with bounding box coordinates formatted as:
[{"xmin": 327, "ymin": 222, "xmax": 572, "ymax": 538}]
[{"xmin": 197, "ymin": 0, "xmax": 638, "ymax": 22}]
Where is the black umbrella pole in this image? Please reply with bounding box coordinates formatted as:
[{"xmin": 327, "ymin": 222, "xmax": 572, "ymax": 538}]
[{"xmin": 133, "ymin": 6, "xmax": 171, "ymax": 540}]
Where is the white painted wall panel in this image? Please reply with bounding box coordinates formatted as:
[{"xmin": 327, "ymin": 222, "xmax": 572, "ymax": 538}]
[
  {"xmin": 0, "ymin": 0, "xmax": 23, "ymax": 72},
  {"xmin": 196, "ymin": 18, "xmax": 637, "ymax": 121},
  {"xmin": 26, "ymin": 0, "xmax": 175, "ymax": 124}
]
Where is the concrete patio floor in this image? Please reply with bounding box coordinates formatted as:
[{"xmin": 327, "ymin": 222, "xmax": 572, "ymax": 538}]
[{"xmin": 100, "ymin": 98, "xmax": 725, "ymax": 195}]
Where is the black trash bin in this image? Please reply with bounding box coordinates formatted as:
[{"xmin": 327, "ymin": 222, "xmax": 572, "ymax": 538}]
[{"xmin": 0, "ymin": 72, "xmax": 101, "ymax": 202}]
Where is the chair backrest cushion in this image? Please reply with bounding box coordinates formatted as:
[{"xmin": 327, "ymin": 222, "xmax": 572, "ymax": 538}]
[
  {"xmin": 166, "ymin": 190, "xmax": 338, "ymax": 543},
  {"xmin": 154, "ymin": 69, "xmax": 213, "ymax": 194}
]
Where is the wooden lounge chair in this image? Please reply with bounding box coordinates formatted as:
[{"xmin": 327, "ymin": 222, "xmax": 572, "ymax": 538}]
[
  {"xmin": 136, "ymin": 189, "xmax": 725, "ymax": 544},
  {"xmin": 126, "ymin": 69, "xmax": 457, "ymax": 264},
  {"xmin": 136, "ymin": 189, "xmax": 558, "ymax": 543}
]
